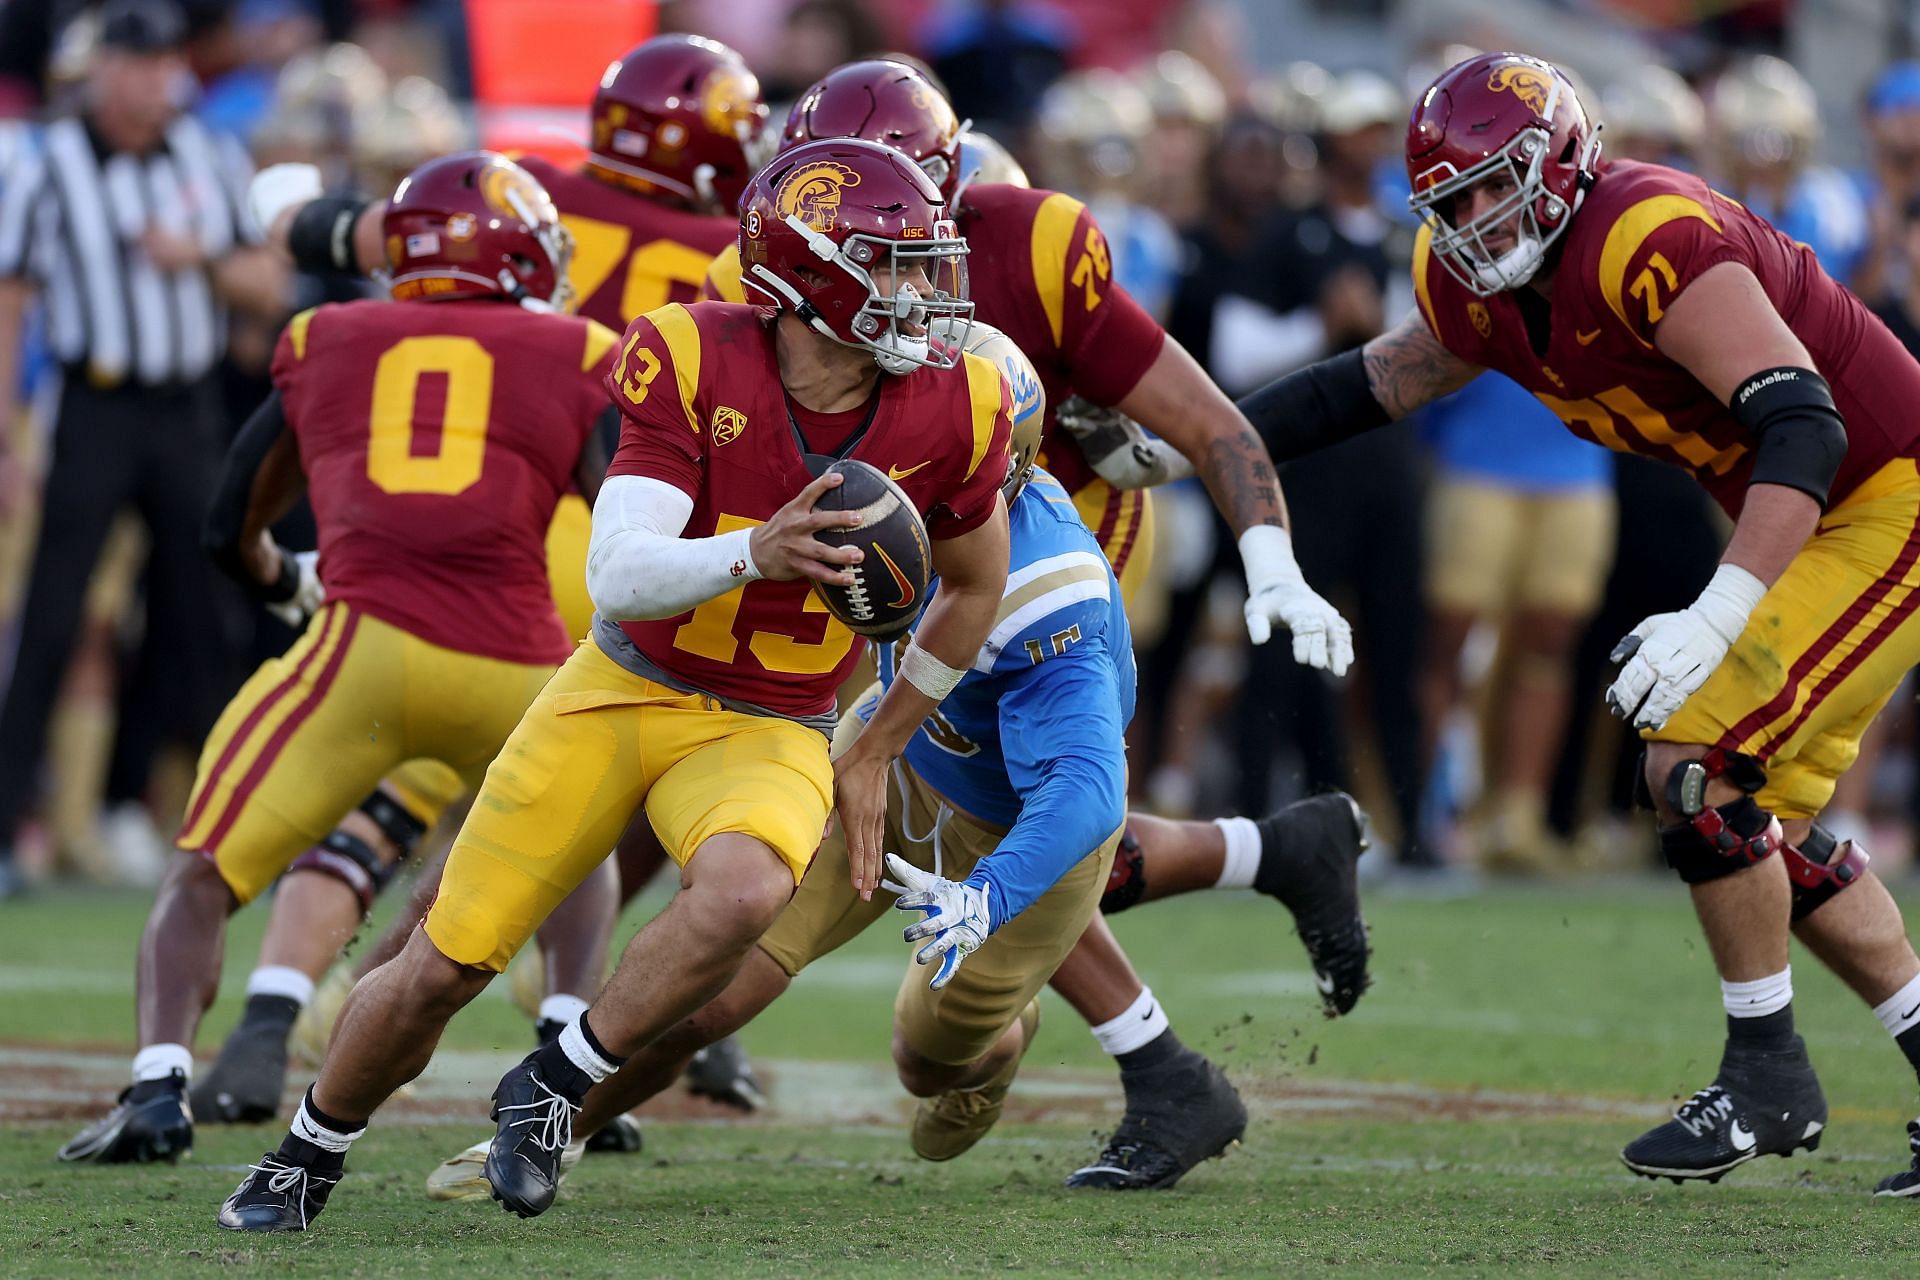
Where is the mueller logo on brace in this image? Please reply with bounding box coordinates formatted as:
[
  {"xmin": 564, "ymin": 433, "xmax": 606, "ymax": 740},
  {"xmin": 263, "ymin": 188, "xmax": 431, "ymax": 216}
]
[
  {"xmin": 775, "ymin": 161, "xmax": 861, "ymax": 233},
  {"xmin": 1738, "ymin": 369, "xmax": 1801, "ymax": 405}
]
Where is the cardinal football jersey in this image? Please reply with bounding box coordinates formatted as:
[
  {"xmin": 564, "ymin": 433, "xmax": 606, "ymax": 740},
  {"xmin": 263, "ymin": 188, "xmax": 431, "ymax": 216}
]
[
  {"xmin": 601, "ymin": 301, "xmax": 1013, "ymax": 718},
  {"xmin": 271, "ymin": 298, "xmax": 619, "ymax": 664},
  {"xmin": 519, "ymin": 155, "xmax": 737, "ymax": 333},
  {"xmin": 1413, "ymin": 158, "xmax": 1920, "ymax": 517}
]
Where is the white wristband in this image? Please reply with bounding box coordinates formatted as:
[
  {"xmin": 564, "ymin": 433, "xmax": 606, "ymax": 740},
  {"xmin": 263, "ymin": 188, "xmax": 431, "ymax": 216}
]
[
  {"xmin": 899, "ymin": 642, "xmax": 966, "ymax": 700},
  {"xmin": 1236, "ymin": 523, "xmax": 1304, "ymax": 594}
]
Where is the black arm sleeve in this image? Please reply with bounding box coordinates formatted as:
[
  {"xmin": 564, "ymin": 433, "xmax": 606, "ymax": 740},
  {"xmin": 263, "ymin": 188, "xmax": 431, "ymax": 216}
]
[
  {"xmin": 572, "ymin": 403, "xmax": 621, "ymax": 497},
  {"xmin": 1236, "ymin": 346, "xmax": 1394, "ymax": 463},
  {"xmin": 1731, "ymin": 367, "xmax": 1848, "ymax": 509},
  {"xmin": 203, "ymin": 391, "xmax": 298, "ymax": 602},
  {"xmin": 287, "ymin": 195, "xmax": 374, "ymax": 276}
]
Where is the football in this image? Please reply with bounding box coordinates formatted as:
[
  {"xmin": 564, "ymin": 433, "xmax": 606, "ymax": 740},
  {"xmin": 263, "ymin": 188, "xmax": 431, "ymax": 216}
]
[{"xmin": 808, "ymin": 457, "xmax": 934, "ymax": 639}]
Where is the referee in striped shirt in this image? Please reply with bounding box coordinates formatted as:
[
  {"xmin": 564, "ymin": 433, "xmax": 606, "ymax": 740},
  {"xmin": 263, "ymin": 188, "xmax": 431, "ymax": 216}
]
[{"xmin": 0, "ymin": 0, "xmax": 286, "ymax": 894}]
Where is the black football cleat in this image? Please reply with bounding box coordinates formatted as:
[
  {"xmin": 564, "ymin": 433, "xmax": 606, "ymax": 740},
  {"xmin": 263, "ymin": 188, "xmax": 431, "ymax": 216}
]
[
  {"xmin": 1258, "ymin": 792, "xmax": 1372, "ymax": 1017},
  {"xmin": 683, "ymin": 1035, "xmax": 767, "ymax": 1112},
  {"xmin": 1066, "ymin": 1051, "xmax": 1247, "ymax": 1190},
  {"xmin": 484, "ymin": 1057, "xmax": 581, "ymax": 1218},
  {"xmin": 191, "ymin": 1019, "xmax": 291, "ymax": 1124},
  {"xmin": 218, "ymin": 1152, "xmax": 341, "ymax": 1232},
  {"xmin": 1874, "ymin": 1119, "xmax": 1920, "ymax": 1198},
  {"xmin": 58, "ymin": 1072, "xmax": 193, "ymax": 1164},
  {"xmin": 1621, "ymin": 1037, "xmax": 1826, "ymax": 1183},
  {"xmin": 585, "ymin": 1112, "xmax": 645, "ymax": 1154}
]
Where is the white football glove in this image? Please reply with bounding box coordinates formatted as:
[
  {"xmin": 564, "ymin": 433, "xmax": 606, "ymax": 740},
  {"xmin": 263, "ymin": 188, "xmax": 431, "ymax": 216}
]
[
  {"xmin": 886, "ymin": 852, "xmax": 991, "ymax": 990},
  {"xmin": 266, "ymin": 550, "xmax": 325, "ymax": 629},
  {"xmin": 1238, "ymin": 525, "xmax": 1353, "ymax": 676},
  {"xmin": 1606, "ymin": 564, "xmax": 1765, "ymax": 731},
  {"xmin": 248, "ymin": 163, "xmax": 323, "ymax": 240},
  {"xmin": 1053, "ymin": 396, "xmax": 1195, "ymax": 490}
]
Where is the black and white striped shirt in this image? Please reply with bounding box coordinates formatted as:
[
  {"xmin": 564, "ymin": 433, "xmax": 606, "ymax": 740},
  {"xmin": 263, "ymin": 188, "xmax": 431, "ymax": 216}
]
[{"xmin": 0, "ymin": 113, "xmax": 257, "ymax": 388}]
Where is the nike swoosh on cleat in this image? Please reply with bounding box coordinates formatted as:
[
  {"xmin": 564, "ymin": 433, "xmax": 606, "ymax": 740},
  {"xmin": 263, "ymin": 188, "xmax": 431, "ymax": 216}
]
[
  {"xmin": 888, "ymin": 460, "xmax": 932, "ymax": 481},
  {"xmin": 1315, "ymin": 972, "xmax": 1337, "ymax": 996},
  {"xmin": 1729, "ymin": 1120, "xmax": 1756, "ymax": 1152}
]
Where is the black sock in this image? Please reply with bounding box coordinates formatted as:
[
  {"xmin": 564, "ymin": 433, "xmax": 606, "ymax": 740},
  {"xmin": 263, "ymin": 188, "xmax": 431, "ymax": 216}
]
[
  {"xmin": 276, "ymin": 1087, "xmax": 352, "ymax": 1170},
  {"xmin": 1727, "ymin": 1005, "xmax": 1796, "ymax": 1051},
  {"xmin": 240, "ymin": 993, "xmax": 301, "ymax": 1032},
  {"xmin": 535, "ymin": 1017, "xmax": 565, "ymax": 1047},
  {"xmin": 527, "ymin": 1017, "xmax": 625, "ymax": 1104},
  {"xmin": 127, "ymin": 1072, "xmax": 185, "ymax": 1100},
  {"xmin": 1897, "ymin": 1024, "xmax": 1920, "ymax": 1081},
  {"xmin": 1116, "ymin": 1028, "xmax": 1187, "ymax": 1077}
]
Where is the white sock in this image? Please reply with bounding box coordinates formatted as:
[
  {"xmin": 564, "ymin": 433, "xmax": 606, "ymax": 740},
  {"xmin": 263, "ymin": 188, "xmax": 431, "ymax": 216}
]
[
  {"xmin": 1213, "ymin": 816, "xmax": 1261, "ymax": 889},
  {"xmin": 291, "ymin": 1095, "xmax": 364, "ymax": 1153},
  {"xmin": 539, "ymin": 994, "xmax": 590, "ymax": 1027},
  {"xmin": 132, "ymin": 1042, "xmax": 192, "ymax": 1084},
  {"xmin": 559, "ymin": 1015, "xmax": 621, "ymax": 1082},
  {"xmin": 1873, "ymin": 972, "xmax": 1920, "ymax": 1038},
  {"xmin": 1723, "ymin": 966, "xmax": 1793, "ymax": 1019},
  {"xmin": 1088, "ymin": 986, "xmax": 1170, "ymax": 1057},
  {"xmin": 246, "ymin": 965, "xmax": 316, "ymax": 1008}
]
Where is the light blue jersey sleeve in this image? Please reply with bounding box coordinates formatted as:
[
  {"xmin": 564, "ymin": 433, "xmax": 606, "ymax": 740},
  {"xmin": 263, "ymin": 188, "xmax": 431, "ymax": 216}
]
[{"xmin": 963, "ymin": 631, "xmax": 1129, "ymax": 925}]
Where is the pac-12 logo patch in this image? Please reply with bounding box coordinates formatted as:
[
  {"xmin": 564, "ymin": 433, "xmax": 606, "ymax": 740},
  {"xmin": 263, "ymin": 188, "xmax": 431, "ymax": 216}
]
[
  {"xmin": 710, "ymin": 405, "xmax": 747, "ymax": 446},
  {"xmin": 776, "ymin": 161, "xmax": 860, "ymax": 233}
]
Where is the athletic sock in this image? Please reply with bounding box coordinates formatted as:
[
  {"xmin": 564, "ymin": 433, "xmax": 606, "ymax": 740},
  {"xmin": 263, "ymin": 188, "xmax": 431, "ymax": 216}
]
[
  {"xmin": 245, "ymin": 965, "xmax": 316, "ymax": 1009},
  {"xmin": 1089, "ymin": 986, "xmax": 1171, "ymax": 1058},
  {"xmin": 1117, "ymin": 1028, "xmax": 1188, "ymax": 1078},
  {"xmin": 530, "ymin": 1013, "xmax": 626, "ymax": 1102},
  {"xmin": 1212, "ymin": 818, "xmax": 1261, "ymax": 890},
  {"xmin": 279, "ymin": 1087, "xmax": 361, "ymax": 1169},
  {"xmin": 1723, "ymin": 967, "xmax": 1795, "ymax": 1051},
  {"xmin": 132, "ymin": 1042, "xmax": 192, "ymax": 1085},
  {"xmin": 1871, "ymin": 973, "xmax": 1920, "ymax": 1082},
  {"xmin": 238, "ymin": 994, "xmax": 303, "ymax": 1034}
]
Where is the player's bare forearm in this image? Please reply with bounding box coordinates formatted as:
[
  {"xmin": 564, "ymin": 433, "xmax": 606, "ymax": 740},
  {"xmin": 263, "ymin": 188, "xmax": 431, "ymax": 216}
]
[
  {"xmin": 0, "ymin": 276, "xmax": 31, "ymax": 438},
  {"xmin": 241, "ymin": 431, "xmax": 308, "ymax": 544},
  {"xmin": 211, "ymin": 246, "xmax": 291, "ymax": 321},
  {"xmin": 854, "ymin": 500, "xmax": 1010, "ymax": 761},
  {"xmin": 1361, "ymin": 310, "xmax": 1480, "ymax": 419},
  {"xmin": 1113, "ymin": 339, "xmax": 1286, "ymax": 531},
  {"xmin": 1721, "ymin": 483, "xmax": 1821, "ymax": 588}
]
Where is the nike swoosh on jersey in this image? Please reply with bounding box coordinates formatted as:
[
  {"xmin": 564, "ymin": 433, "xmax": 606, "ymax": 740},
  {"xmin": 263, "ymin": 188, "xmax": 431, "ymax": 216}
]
[
  {"xmin": 888, "ymin": 460, "xmax": 932, "ymax": 481},
  {"xmin": 1576, "ymin": 328, "xmax": 1602, "ymax": 345}
]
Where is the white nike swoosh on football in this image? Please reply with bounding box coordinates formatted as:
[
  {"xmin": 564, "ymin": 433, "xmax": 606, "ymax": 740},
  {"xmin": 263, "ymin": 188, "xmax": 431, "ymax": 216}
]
[{"xmin": 1729, "ymin": 1120, "xmax": 1756, "ymax": 1151}]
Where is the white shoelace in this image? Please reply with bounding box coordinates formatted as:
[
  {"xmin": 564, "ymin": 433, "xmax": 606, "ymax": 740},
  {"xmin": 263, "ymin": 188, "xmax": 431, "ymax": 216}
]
[
  {"xmin": 498, "ymin": 1077, "xmax": 578, "ymax": 1154},
  {"xmin": 244, "ymin": 1159, "xmax": 334, "ymax": 1229}
]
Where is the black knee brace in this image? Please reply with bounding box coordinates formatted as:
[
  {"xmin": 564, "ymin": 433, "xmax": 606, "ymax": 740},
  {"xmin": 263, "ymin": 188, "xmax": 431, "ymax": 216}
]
[
  {"xmin": 1659, "ymin": 796, "xmax": 1785, "ymax": 884},
  {"xmin": 1784, "ymin": 822, "xmax": 1870, "ymax": 922},
  {"xmin": 359, "ymin": 789, "xmax": 430, "ymax": 861},
  {"xmin": 288, "ymin": 829, "xmax": 394, "ymax": 915},
  {"xmin": 1099, "ymin": 825, "xmax": 1145, "ymax": 915}
]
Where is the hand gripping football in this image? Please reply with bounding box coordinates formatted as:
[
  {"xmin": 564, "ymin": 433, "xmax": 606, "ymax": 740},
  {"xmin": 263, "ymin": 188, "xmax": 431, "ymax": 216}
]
[{"xmin": 808, "ymin": 458, "xmax": 933, "ymax": 640}]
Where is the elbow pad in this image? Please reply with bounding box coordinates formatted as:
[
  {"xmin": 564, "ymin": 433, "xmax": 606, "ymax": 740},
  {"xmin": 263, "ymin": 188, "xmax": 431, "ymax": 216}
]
[
  {"xmin": 288, "ymin": 195, "xmax": 373, "ymax": 275},
  {"xmin": 1732, "ymin": 367, "xmax": 1847, "ymax": 509},
  {"xmin": 1236, "ymin": 346, "xmax": 1392, "ymax": 463}
]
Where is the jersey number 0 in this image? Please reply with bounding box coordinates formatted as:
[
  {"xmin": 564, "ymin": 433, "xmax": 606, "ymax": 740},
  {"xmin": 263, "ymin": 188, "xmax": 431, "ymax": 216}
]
[{"xmin": 366, "ymin": 336, "xmax": 494, "ymax": 496}]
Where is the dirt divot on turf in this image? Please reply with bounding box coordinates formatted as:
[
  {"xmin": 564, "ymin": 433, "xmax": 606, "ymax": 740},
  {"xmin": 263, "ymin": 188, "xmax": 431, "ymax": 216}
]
[{"xmin": 0, "ymin": 1045, "xmax": 1665, "ymax": 1130}]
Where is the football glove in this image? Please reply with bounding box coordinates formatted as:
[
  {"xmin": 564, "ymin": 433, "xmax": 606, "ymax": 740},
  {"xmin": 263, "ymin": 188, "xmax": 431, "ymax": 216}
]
[
  {"xmin": 248, "ymin": 163, "xmax": 323, "ymax": 238},
  {"xmin": 1053, "ymin": 396, "xmax": 1195, "ymax": 490},
  {"xmin": 886, "ymin": 852, "xmax": 991, "ymax": 991},
  {"xmin": 265, "ymin": 550, "xmax": 325, "ymax": 629},
  {"xmin": 1606, "ymin": 564, "xmax": 1765, "ymax": 731},
  {"xmin": 1237, "ymin": 525, "xmax": 1353, "ymax": 676}
]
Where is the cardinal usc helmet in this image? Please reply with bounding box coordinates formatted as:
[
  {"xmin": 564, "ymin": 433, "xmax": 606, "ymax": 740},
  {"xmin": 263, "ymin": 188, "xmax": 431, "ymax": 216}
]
[
  {"xmin": 589, "ymin": 34, "xmax": 770, "ymax": 212},
  {"xmin": 1406, "ymin": 52, "xmax": 1602, "ymax": 296},
  {"xmin": 384, "ymin": 152, "xmax": 573, "ymax": 310},
  {"xmin": 739, "ymin": 137, "xmax": 973, "ymax": 375},
  {"xmin": 781, "ymin": 60, "xmax": 966, "ymax": 201}
]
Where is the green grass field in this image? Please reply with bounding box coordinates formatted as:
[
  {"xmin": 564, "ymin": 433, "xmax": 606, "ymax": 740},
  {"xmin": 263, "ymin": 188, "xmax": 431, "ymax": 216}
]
[{"xmin": 4, "ymin": 877, "xmax": 1920, "ymax": 1277}]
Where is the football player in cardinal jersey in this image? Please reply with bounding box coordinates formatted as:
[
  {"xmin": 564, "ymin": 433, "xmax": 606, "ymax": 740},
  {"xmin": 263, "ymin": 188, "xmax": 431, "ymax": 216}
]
[
  {"xmin": 217, "ymin": 138, "xmax": 1016, "ymax": 1232},
  {"xmin": 57, "ymin": 153, "xmax": 622, "ymax": 1170},
  {"xmin": 1232, "ymin": 52, "xmax": 1920, "ymax": 1196},
  {"xmin": 699, "ymin": 57, "xmax": 1372, "ymax": 1191},
  {"xmin": 204, "ymin": 33, "xmax": 776, "ymax": 1131}
]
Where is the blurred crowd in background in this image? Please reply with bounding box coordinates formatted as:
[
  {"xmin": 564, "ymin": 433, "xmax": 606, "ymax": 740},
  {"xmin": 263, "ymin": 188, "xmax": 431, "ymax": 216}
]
[{"xmin": 7, "ymin": 0, "xmax": 1920, "ymax": 897}]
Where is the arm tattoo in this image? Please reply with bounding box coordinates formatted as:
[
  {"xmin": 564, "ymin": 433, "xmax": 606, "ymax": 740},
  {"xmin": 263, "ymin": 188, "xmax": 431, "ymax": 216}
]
[
  {"xmin": 1201, "ymin": 422, "xmax": 1285, "ymax": 530},
  {"xmin": 1361, "ymin": 312, "xmax": 1479, "ymax": 419}
]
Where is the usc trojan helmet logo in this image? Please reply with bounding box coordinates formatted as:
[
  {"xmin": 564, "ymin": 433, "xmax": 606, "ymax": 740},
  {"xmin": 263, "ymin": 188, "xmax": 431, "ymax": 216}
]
[
  {"xmin": 478, "ymin": 163, "xmax": 557, "ymax": 226},
  {"xmin": 1488, "ymin": 63, "xmax": 1555, "ymax": 116},
  {"xmin": 776, "ymin": 161, "xmax": 860, "ymax": 233},
  {"xmin": 701, "ymin": 66, "xmax": 760, "ymax": 140}
]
